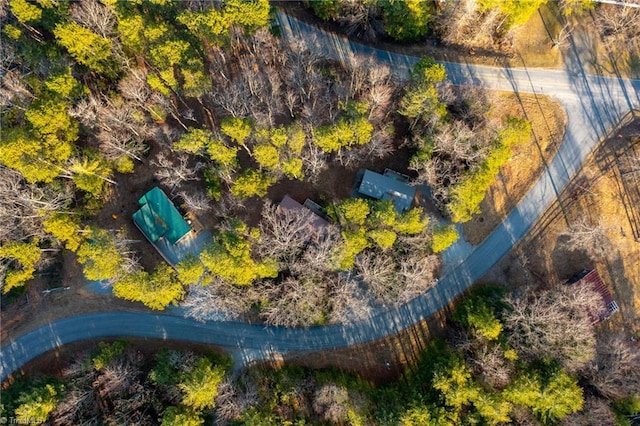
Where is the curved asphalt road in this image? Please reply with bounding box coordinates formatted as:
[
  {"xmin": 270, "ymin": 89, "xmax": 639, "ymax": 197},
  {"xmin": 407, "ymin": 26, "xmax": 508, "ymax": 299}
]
[{"xmin": 2, "ymin": 13, "xmax": 639, "ymax": 382}]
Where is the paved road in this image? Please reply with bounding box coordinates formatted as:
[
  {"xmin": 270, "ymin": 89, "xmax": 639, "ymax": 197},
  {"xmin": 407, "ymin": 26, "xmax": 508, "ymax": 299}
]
[{"xmin": 1, "ymin": 13, "xmax": 639, "ymax": 382}]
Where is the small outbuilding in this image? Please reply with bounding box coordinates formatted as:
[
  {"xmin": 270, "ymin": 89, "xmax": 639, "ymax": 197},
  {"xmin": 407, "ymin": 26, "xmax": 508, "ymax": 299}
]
[
  {"xmin": 357, "ymin": 169, "xmax": 416, "ymax": 212},
  {"xmin": 566, "ymin": 269, "xmax": 619, "ymax": 323}
]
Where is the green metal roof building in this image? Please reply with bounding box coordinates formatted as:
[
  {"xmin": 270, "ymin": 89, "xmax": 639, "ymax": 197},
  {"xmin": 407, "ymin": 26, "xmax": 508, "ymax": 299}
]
[{"xmin": 133, "ymin": 187, "xmax": 191, "ymax": 245}]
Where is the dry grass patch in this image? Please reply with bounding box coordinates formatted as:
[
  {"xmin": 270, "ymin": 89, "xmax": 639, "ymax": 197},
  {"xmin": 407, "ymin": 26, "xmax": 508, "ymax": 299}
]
[
  {"xmin": 511, "ymin": 3, "xmax": 563, "ymax": 68},
  {"xmin": 462, "ymin": 92, "xmax": 566, "ymax": 245}
]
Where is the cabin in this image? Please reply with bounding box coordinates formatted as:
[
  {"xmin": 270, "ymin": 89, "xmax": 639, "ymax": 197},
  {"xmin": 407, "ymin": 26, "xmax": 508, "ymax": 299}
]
[
  {"xmin": 566, "ymin": 269, "xmax": 619, "ymax": 324},
  {"xmin": 357, "ymin": 169, "xmax": 416, "ymax": 213},
  {"xmin": 278, "ymin": 195, "xmax": 330, "ymax": 235},
  {"xmin": 132, "ymin": 187, "xmax": 211, "ymax": 266}
]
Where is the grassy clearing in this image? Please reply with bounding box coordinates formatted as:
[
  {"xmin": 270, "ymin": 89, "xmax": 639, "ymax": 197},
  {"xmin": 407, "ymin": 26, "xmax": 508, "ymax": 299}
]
[{"xmin": 462, "ymin": 92, "xmax": 566, "ymax": 246}]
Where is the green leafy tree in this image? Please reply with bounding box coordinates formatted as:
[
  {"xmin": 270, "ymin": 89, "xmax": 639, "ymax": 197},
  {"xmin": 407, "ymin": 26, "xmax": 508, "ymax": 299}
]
[
  {"xmin": 54, "ymin": 22, "xmax": 118, "ymax": 76},
  {"xmin": 9, "ymin": 0, "xmax": 42, "ymax": 24},
  {"xmin": 176, "ymin": 255, "xmax": 206, "ymax": 285},
  {"xmin": 431, "ymin": 224, "xmax": 458, "ymax": 253},
  {"xmin": 67, "ymin": 155, "xmax": 114, "ymax": 196},
  {"xmin": 505, "ymin": 366, "xmax": 583, "ymax": 424},
  {"xmin": 113, "ymin": 264, "xmax": 185, "ymax": 310},
  {"xmin": 43, "ymin": 213, "xmax": 83, "ymax": 252},
  {"xmin": 479, "ymin": 0, "xmax": 547, "ymax": 29},
  {"xmin": 379, "ymin": 0, "xmax": 432, "ymax": 41},
  {"xmin": 220, "ymin": 117, "xmax": 253, "ymax": 149},
  {"xmin": 76, "ymin": 227, "xmax": 123, "ymax": 281},
  {"xmin": 313, "ymin": 117, "xmax": 373, "ymax": 153},
  {"xmin": 452, "ymin": 286, "xmax": 505, "ymax": 341},
  {"xmin": 394, "ymin": 207, "xmax": 429, "ymax": 235},
  {"xmin": 448, "ymin": 118, "xmax": 530, "ymax": 222},
  {"xmin": 367, "ymin": 228, "xmax": 397, "ymax": 250},
  {"xmin": 206, "ymin": 139, "xmax": 238, "ymax": 169},
  {"xmin": 0, "ymin": 240, "xmax": 42, "ymax": 293},
  {"xmin": 400, "ymin": 57, "xmax": 447, "ymax": 126},
  {"xmin": 174, "ymin": 128, "xmax": 212, "ymax": 156},
  {"xmin": 13, "ymin": 383, "xmax": 62, "ymax": 423},
  {"xmin": 200, "ymin": 224, "xmax": 278, "ymax": 285},
  {"xmin": 91, "ymin": 341, "xmax": 126, "ymax": 371},
  {"xmin": 161, "ymin": 406, "xmax": 204, "ymax": 426},
  {"xmin": 335, "ymin": 198, "xmax": 371, "ymax": 227},
  {"xmin": 253, "ymin": 143, "xmax": 280, "ymax": 170},
  {"xmin": 230, "ymin": 169, "xmax": 275, "ymax": 198},
  {"xmin": 336, "ymin": 228, "xmax": 370, "ymax": 270},
  {"xmin": 179, "ymin": 357, "xmax": 227, "ymax": 410},
  {"xmin": 44, "ymin": 68, "xmax": 82, "ymax": 100}
]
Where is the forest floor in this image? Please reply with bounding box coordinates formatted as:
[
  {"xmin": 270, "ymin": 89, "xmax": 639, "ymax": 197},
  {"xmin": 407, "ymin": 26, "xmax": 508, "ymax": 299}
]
[{"xmin": 481, "ymin": 116, "xmax": 640, "ymax": 337}]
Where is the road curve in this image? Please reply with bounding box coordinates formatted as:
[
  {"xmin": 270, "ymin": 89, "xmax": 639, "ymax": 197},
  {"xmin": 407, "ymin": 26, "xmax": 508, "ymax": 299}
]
[{"xmin": 2, "ymin": 13, "xmax": 639, "ymax": 382}]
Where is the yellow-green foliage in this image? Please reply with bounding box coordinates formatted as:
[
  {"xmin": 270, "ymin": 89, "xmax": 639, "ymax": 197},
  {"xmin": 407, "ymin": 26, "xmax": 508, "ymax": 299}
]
[
  {"xmin": 91, "ymin": 341, "xmax": 126, "ymax": 371},
  {"xmin": 221, "ymin": 117, "xmax": 253, "ymax": 146},
  {"xmin": 161, "ymin": 406, "xmax": 204, "ymax": 426},
  {"xmin": 43, "ymin": 213, "xmax": 83, "ymax": 252},
  {"xmin": 176, "ymin": 255, "xmax": 205, "ymax": 285},
  {"xmin": 253, "ymin": 125, "xmax": 306, "ymax": 179},
  {"xmin": 394, "ymin": 208, "xmax": 430, "ymax": 235},
  {"xmin": 179, "ymin": 357, "xmax": 227, "ymax": 410},
  {"xmin": 379, "ymin": 0, "xmax": 432, "ymax": 42},
  {"xmin": 448, "ymin": 118, "xmax": 531, "ymax": 223},
  {"xmin": 473, "ymin": 391, "xmax": 512, "ymax": 425},
  {"xmin": 68, "ymin": 155, "xmax": 113, "ymax": 196},
  {"xmin": 113, "ymin": 264, "xmax": 185, "ymax": 310},
  {"xmin": 54, "ymin": 22, "xmax": 117, "ymax": 76},
  {"xmin": 200, "ymin": 224, "xmax": 278, "ymax": 285},
  {"xmin": 207, "ymin": 139, "xmax": 238, "ymax": 168},
  {"xmin": 367, "ymin": 228, "xmax": 397, "ymax": 250},
  {"xmin": 0, "ymin": 240, "xmax": 41, "ymax": 293},
  {"xmin": 313, "ymin": 116, "xmax": 373, "ymax": 153},
  {"xmin": 174, "ymin": 128, "xmax": 212, "ymax": 155},
  {"xmin": 433, "ymin": 360, "xmax": 479, "ymax": 409},
  {"xmin": 336, "ymin": 198, "xmax": 370, "ymax": 226},
  {"xmin": 3, "ymin": 23, "xmax": 22, "ymax": 40},
  {"xmin": 400, "ymin": 57, "xmax": 448, "ymax": 123},
  {"xmin": 504, "ymin": 368, "xmax": 583, "ymax": 423},
  {"xmin": 337, "ymin": 228, "xmax": 370, "ymax": 270},
  {"xmin": 0, "ymin": 99, "xmax": 78, "ymax": 183},
  {"xmin": 230, "ymin": 169, "xmax": 276, "ymax": 198},
  {"xmin": 178, "ymin": 0, "xmax": 269, "ymax": 42},
  {"xmin": 44, "ymin": 69, "xmax": 82, "ymax": 99},
  {"xmin": 14, "ymin": 383, "xmax": 60, "ymax": 423},
  {"xmin": 431, "ymin": 224, "xmax": 459, "ymax": 253},
  {"xmin": 333, "ymin": 199, "xmax": 429, "ymax": 266},
  {"xmin": 479, "ymin": 0, "xmax": 548, "ymax": 28},
  {"xmin": 76, "ymin": 227, "xmax": 124, "ymax": 281},
  {"xmin": 9, "ymin": 0, "xmax": 42, "ymax": 24}
]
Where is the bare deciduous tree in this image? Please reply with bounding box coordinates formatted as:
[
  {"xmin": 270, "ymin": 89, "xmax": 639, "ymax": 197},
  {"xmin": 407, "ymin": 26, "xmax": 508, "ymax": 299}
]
[
  {"xmin": 355, "ymin": 251, "xmax": 399, "ymax": 304},
  {"xmin": 182, "ymin": 280, "xmax": 254, "ymax": 322},
  {"xmin": 259, "ymin": 277, "xmax": 328, "ymax": 327},
  {"xmin": 151, "ymin": 152, "xmax": 202, "ymax": 192},
  {"xmin": 257, "ymin": 202, "xmax": 315, "ymax": 262},
  {"xmin": 328, "ymin": 272, "xmax": 372, "ymax": 323},
  {"xmin": 398, "ymin": 253, "xmax": 439, "ymax": 304},
  {"xmin": 587, "ymin": 332, "xmax": 640, "ymax": 399},
  {"xmin": 0, "ymin": 167, "xmax": 73, "ymax": 242},
  {"xmin": 70, "ymin": 0, "xmax": 116, "ymax": 38},
  {"xmin": 560, "ymin": 217, "xmax": 613, "ymax": 259},
  {"xmin": 215, "ymin": 375, "xmax": 259, "ymax": 426},
  {"xmin": 504, "ymin": 284, "xmax": 603, "ymax": 372},
  {"xmin": 178, "ymin": 189, "xmax": 212, "ymax": 214}
]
